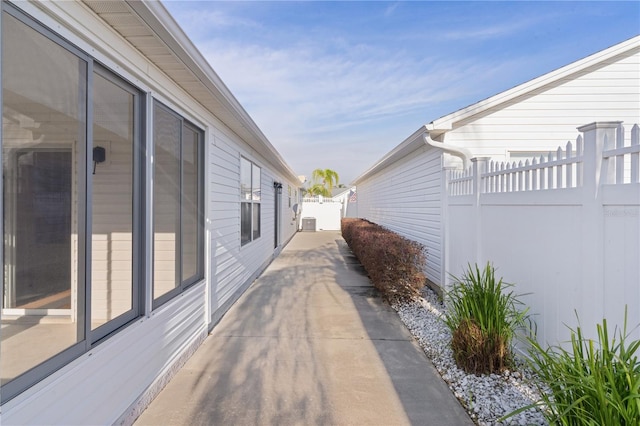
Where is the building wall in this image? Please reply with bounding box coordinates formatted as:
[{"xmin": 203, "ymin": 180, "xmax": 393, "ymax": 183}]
[
  {"xmin": 443, "ymin": 46, "xmax": 640, "ymax": 160},
  {"xmin": 356, "ymin": 145, "xmax": 443, "ymax": 286},
  {"xmin": 355, "ymin": 41, "xmax": 639, "ymax": 291},
  {"xmin": 1, "ymin": 1, "xmax": 299, "ymax": 423},
  {"xmin": 446, "ymin": 123, "xmax": 640, "ymax": 348},
  {"xmin": 209, "ymin": 127, "xmax": 299, "ymax": 324}
]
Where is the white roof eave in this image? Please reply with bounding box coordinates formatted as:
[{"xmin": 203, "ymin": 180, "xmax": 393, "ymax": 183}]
[
  {"xmin": 121, "ymin": 0, "xmax": 300, "ymax": 184},
  {"xmin": 351, "ymin": 126, "xmax": 429, "ymax": 185},
  {"xmin": 429, "ymin": 35, "xmax": 640, "ymax": 131}
]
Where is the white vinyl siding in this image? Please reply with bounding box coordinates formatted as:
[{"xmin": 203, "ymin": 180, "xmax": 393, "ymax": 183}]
[
  {"xmin": 443, "ymin": 48, "xmax": 640, "ymax": 158},
  {"xmin": 209, "ymin": 128, "xmax": 298, "ymax": 319},
  {"xmin": 357, "ymin": 146, "xmax": 443, "ymax": 286}
]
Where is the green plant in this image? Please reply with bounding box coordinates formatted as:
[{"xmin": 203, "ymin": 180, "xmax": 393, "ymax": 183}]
[
  {"xmin": 311, "ymin": 168, "xmax": 339, "ymax": 195},
  {"xmin": 444, "ymin": 262, "xmax": 529, "ymax": 374},
  {"xmin": 305, "ymin": 183, "xmax": 331, "ymax": 197},
  {"xmin": 506, "ymin": 310, "xmax": 640, "ymax": 425},
  {"xmin": 341, "ymin": 218, "xmax": 426, "ymax": 303}
]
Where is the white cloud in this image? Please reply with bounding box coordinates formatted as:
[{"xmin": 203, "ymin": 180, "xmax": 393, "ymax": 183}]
[
  {"xmin": 384, "ymin": 2, "xmax": 400, "ymax": 17},
  {"xmin": 196, "ymin": 37, "xmax": 531, "ymax": 182},
  {"xmin": 439, "ymin": 15, "xmax": 545, "ymax": 41},
  {"xmin": 163, "ymin": 5, "xmax": 261, "ymax": 41},
  {"xmin": 163, "ymin": 1, "xmax": 639, "ymax": 183}
]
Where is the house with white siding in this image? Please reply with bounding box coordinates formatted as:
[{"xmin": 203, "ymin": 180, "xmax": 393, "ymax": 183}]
[
  {"xmin": 353, "ymin": 35, "xmax": 640, "ymax": 293},
  {"xmin": 0, "ymin": 1, "xmax": 300, "ymax": 423}
]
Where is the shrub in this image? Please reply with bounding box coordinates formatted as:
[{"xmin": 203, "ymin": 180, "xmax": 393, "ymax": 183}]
[
  {"xmin": 513, "ymin": 310, "xmax": 640, "ymax": 425},
  {"xmin": 444, "ymin": 262, "xmax": 529, "ymax": 375},
  {"xmin": 340, "ymin": 218, "xmax": 426, "ymax": 303}
]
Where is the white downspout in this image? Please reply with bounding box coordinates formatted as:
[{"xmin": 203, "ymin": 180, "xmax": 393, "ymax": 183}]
[
  {"xmin": 422, "ymin": 132, "xmax": 472, "ymax": 169},
  {"xmin": 423, "ymin": 129, "xmax": 472, "ymax": 296}
]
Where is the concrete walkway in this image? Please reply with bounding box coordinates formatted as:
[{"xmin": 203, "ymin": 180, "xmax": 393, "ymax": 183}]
[{"xmin": 135, "ymin": 231, "xmax": 473, "ymax": 426}]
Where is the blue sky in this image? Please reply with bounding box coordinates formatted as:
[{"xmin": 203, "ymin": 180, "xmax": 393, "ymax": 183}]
[{"xmin": 163, "ymin": 1, "xmax": 640, "ymax": 184}]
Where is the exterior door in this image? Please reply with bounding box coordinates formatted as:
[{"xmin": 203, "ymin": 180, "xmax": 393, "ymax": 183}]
[{"xmin": 274, "ymin": 183, "xmax": 282, "ymax": 249}]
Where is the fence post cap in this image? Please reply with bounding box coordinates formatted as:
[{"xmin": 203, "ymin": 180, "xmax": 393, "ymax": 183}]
[
  {"xmin": 577, "ymin": 121, "xmax": 623, "ymax": 132},
  {"xmin": 471, "ymin": 157, "xmax": 491, "ymax": 163}
]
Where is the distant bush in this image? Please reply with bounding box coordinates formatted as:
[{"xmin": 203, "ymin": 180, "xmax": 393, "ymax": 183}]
[
  {"xmin": 341, "ymin": 218, "xmax": 426, "ymax": 303},
  {"xmin": 444, "ymin": 262, "xmax": 529, "ymax": 375}
]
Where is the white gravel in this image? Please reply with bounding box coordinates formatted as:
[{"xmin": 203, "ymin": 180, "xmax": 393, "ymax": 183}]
[{"xmin": 393, "ymin": 287, "xmax": 548, "ymax": 426}]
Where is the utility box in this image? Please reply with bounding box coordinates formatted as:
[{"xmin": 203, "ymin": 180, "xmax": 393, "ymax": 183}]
[{"xmin": 301, "ymin": 217, "xmax": 316, "ymax": 232}]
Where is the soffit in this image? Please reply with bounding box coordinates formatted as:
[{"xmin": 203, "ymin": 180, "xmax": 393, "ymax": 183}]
[{"xmin": 82, "ymin": 1, "xmax": 234, "ymax": 127}]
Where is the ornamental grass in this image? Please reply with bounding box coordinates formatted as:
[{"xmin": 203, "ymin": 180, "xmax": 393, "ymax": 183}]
[
  {"xmin": 512, "ymin": 310, "xmax": 640, "ymax": 425},
  {"xmin": 444, "ymin": 262, "xmax": 529, "ymax": 375}
]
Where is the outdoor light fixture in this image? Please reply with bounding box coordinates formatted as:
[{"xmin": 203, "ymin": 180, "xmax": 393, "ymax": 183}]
[{"xmin": 93, "ymin": 146, "xmax": 106, "ymax": 174}]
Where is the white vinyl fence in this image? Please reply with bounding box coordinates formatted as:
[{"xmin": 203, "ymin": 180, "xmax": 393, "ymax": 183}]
[
  {"xmin": 446, "ymin": 121, "xmax": 640, "ymax": 348},
  {"xmin": 299, "ymin": 196, "xmax": 344, "ymax": 231}
]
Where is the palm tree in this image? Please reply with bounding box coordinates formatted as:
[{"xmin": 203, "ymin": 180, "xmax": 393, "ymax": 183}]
[
  {"xmin": 305, "ymin": 183, "xmax": 330, "ymax": 197},
  {"xmin": 311, "ymin": 168, "xmax": 339, "ymax": 195}
]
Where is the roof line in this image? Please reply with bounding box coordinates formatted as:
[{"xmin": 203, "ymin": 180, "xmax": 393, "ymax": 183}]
[
  {"xmin": 427, "ymin": 34, "xmax": 640, "ymax": 131},
  {"xmin": 352, "ymin": 34, "xmax": 640, "ymax": 185},
  {"xmin": 351, "ymin": 126, "xmax": 429, "ymax": 185}
]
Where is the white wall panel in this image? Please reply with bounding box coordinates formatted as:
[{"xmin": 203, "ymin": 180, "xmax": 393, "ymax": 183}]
[
  {"xmin": 445, "ymin": 48, "xmax": 640, "ymax": 160},
  {"xmin": 208, "ymin": 128, "xmax": 299, "ymax": 324},
  {"xmin": 357, "ymin": 146, "xmax": 443, "ymax": 286}
]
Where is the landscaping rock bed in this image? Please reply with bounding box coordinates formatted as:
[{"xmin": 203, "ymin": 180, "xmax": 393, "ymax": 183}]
[{"xmin": 394, "ymin": 287, "xmax": 547, "ymax": 426}]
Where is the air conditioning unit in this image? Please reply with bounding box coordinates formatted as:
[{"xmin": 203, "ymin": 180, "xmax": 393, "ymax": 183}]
[{"xmin": 301, "ymin": 217, "xmax": 316, "ymax": 232}]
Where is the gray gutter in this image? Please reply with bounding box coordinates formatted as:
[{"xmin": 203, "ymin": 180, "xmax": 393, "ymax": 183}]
[{"xmin": 351, "ymin": 126, "xmax": 472, "ymax": 185}]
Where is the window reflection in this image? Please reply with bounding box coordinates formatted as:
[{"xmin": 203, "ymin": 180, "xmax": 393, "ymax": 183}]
[
  {"xmin": 1, "ymin": 12, "xmax": 86, "ymax": 383},
  {"xmin": 152, "ymin": 102, "xmax": 203, "ymax": 305},
  {"xmin": 240, "ymin": 158, "xmax": 261, "ymax": 245},
  {"xmin": 153, "ymin": 104, "xmax": 181, "ymax": 300},
  {"xmin": 91, "ymin": 72, "xmax": 134, "ymax": 329}
]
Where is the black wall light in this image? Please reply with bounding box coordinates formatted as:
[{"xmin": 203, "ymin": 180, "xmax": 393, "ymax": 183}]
[{"xmin": 93, "ymin": 146, "xmax": 106, "ymax": 174}]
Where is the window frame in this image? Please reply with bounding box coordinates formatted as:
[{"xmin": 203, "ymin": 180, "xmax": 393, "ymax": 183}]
[
  {"xmin": 151, "ymin": 100, "xmax": 205, "ymax": 310},
  {"xmin": 240, "ymin": 157, "xmax": 261, "ymax": 246},
  {"xmin": 89, "ymin": 64, "xmax": 146, "ymax": 342}
]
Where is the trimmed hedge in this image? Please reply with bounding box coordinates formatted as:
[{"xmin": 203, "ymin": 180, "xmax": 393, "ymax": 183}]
[{"xmin": 341, "ymin": 218, "xmax": 426, "ymax": 303}]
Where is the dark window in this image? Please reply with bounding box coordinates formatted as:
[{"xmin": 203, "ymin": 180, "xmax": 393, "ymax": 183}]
[
  {"xmin": 240, "ymin": 158, "xmax": 261, "ymax": 245},
  {"xmin": 152, "ymin": 101, "xmax": 204, "ymax": 308}
]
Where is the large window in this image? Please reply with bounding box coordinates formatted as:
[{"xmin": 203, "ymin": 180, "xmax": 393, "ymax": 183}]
[
  {"xmin": 1, "ymin": 6, "xmax": 143, "ymax": 402},
  {"xmin": 0, "ymin": 3, "xmax": 205, "ymax": 403},
  {"xmin": 91, "ymin": 68, "xmax": 141, "ymax": 332},
  {"xmin": 152, "ymin": 101, "xmax": 204, "ymax": 307},
  {"xmin": 240, "ymin": 158, "xmax": 261, "ymax": 245}
]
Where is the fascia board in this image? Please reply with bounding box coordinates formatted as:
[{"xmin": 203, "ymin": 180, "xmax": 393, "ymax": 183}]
[
  {"xmin": 351, "ymin": 125, "xmax": 429, "ymax": 185},
  {"xmin": 430, "ymin": 35, "xmax": 640, "ymax": 131}
]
